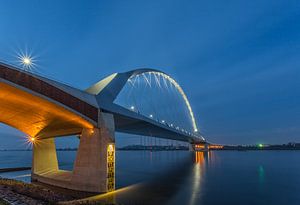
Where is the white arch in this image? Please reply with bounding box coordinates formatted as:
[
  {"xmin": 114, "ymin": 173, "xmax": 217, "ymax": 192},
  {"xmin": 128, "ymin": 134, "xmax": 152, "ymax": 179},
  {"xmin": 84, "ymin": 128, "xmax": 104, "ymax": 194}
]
[
  {"xmin": 87, "ymin": 68, "xmax": 200, "ymax": 134},
  {"xmin": 130, "ymin": 71, "xmax": 198, "ymax": 133}
]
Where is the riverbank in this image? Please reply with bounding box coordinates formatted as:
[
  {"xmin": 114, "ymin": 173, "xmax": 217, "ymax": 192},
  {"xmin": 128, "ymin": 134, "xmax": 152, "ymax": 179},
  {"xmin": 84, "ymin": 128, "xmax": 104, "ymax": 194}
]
[
  {"xmin": 0, "ymin": 178, "xmax": 76, "ymax": 204},
  {"xmin": 0, "ymin": 177, "xmax": 119, "ymax": 205},
  {"xmin": 0, "ymin": 198, "xmax": 9, "ymax": 205}
]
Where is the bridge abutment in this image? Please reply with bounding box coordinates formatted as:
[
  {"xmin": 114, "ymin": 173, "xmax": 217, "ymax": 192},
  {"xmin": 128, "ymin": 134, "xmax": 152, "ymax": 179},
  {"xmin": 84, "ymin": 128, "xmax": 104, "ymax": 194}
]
[
  {"xmin": 31, "ymin": 112, "xmax": 115, "ymax": 193},
  {"xmin": 71, "ymin": 124, "xmax": 115, "ymax": 192}
]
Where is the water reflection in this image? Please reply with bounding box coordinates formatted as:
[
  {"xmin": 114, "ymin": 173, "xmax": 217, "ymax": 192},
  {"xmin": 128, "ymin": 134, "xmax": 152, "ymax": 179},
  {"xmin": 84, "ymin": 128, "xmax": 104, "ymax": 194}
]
[
  {"xmin": 258, "ymin": 165, "xmax": 265, "ymax": 184},
  {"xmin": 2, "ymin": 151, "xmax": 300, "ymax": 205},
  {"xmin": 258, "ymin": 165, "xmax": 265, "ymax": 194},
  {"xmin": 0, "ymin": 150, "xmax": 212, "ymax": 205},
  {"xmin": 79, "ymin": 151, "xmax": 211, "ymax": 205},
  {"xmin": 194, "ymin": 151, "xmax": 205, "ymax": 164},
  {"xmin": 189, "ymin": 152, "xmax": 204, "ymax": 205}
]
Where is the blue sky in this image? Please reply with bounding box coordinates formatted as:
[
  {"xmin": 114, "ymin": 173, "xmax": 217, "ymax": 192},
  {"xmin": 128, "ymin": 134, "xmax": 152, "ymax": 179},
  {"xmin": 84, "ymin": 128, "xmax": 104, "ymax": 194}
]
[{"xmin": 0, "ymin": 0, "xmax": 299, "ymax": 148}]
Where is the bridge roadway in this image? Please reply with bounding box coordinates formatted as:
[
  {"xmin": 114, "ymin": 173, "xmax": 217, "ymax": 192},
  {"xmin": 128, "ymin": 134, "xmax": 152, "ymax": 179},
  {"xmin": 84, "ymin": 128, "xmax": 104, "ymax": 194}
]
[
  {"xmin": 0, "ymin": 61, "xmax": 205, "ymax": 193},
  {"xmin": 0, "ymin": 62, "xmax": 204, "ymax": 143}
]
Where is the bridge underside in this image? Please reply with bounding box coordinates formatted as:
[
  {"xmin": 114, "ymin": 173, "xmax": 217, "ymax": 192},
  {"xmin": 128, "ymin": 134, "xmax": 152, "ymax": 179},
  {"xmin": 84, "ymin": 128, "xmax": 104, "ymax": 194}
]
[
  {"xmin": 0, "ymin": 81, "xmax": 114, "ymax": 192},
  {"xmin": 0, "ymin": 82, "xmax": 93, "ymax": 138}
]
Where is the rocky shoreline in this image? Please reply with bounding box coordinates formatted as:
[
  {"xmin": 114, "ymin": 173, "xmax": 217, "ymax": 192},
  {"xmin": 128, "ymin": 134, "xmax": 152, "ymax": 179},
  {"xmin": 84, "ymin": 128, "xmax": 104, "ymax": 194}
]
[
  {"xmin": 0, "ymin": 178, "xmax": 77, "ymax": 205},
  {"xmin": 0, "ymin": 177, "xmax": 118, "ymax": 205},
  {"xmin": 0, "ymin": 186, "xmax": 44, "ymax": 205}
]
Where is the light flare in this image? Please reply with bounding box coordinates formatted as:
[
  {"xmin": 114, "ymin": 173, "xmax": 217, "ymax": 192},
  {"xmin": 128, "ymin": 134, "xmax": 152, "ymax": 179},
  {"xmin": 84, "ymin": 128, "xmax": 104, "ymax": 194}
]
[
  {"xmin": 16, "ymin": 49, "xmax": 38, "ymax": 71},
  {"xmin": 24, "ymin": 135, "xmax": 39, "ymax": 147}
]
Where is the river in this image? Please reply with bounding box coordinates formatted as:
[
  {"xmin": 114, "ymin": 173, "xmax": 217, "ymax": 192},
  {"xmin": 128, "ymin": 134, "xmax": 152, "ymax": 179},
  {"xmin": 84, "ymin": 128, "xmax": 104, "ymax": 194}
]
[{"xmin": 0, "ymin": 150, "xmax": 299, "ymax": 205}]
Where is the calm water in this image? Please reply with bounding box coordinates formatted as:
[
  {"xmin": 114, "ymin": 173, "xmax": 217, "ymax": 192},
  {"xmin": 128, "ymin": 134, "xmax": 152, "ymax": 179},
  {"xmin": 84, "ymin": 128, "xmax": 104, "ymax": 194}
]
[{"xmin": 0, "ymin": 150, "xmax": 300, "ymax": 205}]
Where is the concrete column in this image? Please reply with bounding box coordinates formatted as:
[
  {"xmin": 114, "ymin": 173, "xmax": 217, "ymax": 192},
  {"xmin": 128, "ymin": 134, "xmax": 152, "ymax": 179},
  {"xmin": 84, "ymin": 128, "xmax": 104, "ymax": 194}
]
[
  {"xmin": 32, "ymin": 138, "xmax": 59, "ymax": 175},
  {"xmin": 71, "ymin": 112, "xmax": 115, "ymax": 193},
  {"xmin": 31, "ymin": 112, "xmax": 115, "ymax": 193}
]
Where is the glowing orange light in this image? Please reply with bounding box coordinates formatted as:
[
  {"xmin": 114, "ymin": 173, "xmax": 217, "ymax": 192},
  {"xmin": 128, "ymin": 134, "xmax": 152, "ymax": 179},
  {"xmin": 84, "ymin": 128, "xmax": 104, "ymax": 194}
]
[
  {"xmin": 107, "ymin": 143, "xmax": 115, "ymax": 192},
  {"xmin": 26, "ymin": 136, "xmax": 37, "ymax": 145},
  {"xmin": 0, "ymin": 82, "xmax": 93, "ymax": 138},
  {"xmin": 195, "ymin": 144, "xmax": 205, "ymax": 149},
  {"xmin": 108, "ymin": 144, "xmax": 114, "ymax": 152},
  {"xmin": 195, "ymin": 151, "xmax": 204, "ymax": 164},
  {"xmin": 208, "ymin": 145, "xmax": 224, "ymax": 149}
]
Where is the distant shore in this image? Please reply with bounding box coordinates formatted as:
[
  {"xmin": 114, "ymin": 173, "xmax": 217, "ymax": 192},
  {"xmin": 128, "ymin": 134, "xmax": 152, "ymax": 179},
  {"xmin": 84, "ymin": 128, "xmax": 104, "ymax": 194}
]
[
  {"xmin": 0, "ymin": 167, "xmax": 31, "ymax": 173},
  {"xmin": 219, "ymin": 143, "xmax": 300, "ymax": 151},
  {"xmin": 1, "ymin": 143, "xmax": 300, "ymax": 152}
]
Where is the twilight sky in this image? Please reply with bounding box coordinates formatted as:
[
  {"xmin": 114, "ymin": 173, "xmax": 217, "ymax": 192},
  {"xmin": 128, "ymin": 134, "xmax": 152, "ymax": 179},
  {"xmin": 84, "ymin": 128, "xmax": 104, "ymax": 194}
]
[{"xmin": 0, "ymin": 0, "xmax": 299, "ymax": 148}]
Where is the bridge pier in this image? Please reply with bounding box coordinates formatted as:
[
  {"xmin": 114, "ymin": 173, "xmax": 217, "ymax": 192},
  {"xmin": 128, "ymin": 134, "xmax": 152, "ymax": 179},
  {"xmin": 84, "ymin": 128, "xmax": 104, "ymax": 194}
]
[
  {"xmin": 32, "ymin": 138, "xmax": 59, "ymax": 174},
  {"xmin": 32, "ymin": 113, "xmax": 115, "ymax": 193}
]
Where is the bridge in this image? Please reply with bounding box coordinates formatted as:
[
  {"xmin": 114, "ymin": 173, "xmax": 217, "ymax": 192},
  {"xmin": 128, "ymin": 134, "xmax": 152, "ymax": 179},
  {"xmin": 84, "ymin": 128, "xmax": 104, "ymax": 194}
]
[{"xmin": 0, "ymin": 62, "xmax": 206, "ymax": 193}]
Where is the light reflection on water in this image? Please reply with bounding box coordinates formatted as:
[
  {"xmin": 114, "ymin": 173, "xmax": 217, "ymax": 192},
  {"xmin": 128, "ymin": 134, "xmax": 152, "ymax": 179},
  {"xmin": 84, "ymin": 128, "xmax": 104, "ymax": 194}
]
[
  {"xmin": 189, "ymin": 152, "xmax": 203, "ymax": 205},
  {"xmin": 1, "ymin": 150, "xmax": 300, "ymax": 205}
]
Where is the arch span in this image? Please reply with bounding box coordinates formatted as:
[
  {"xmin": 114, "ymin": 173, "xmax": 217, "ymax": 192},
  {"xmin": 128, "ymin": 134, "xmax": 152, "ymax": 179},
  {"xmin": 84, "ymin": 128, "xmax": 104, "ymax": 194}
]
[{"xmin": 86, "ymin": 68, "xmax": 199, "ymax": 133}]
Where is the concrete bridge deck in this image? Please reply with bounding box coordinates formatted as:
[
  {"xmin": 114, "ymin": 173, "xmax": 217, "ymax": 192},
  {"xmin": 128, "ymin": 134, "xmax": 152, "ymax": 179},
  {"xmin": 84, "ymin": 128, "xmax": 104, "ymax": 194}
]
[{"xmin": 0, "ymin": 61, "xmax": 205, "ymax": 193}]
